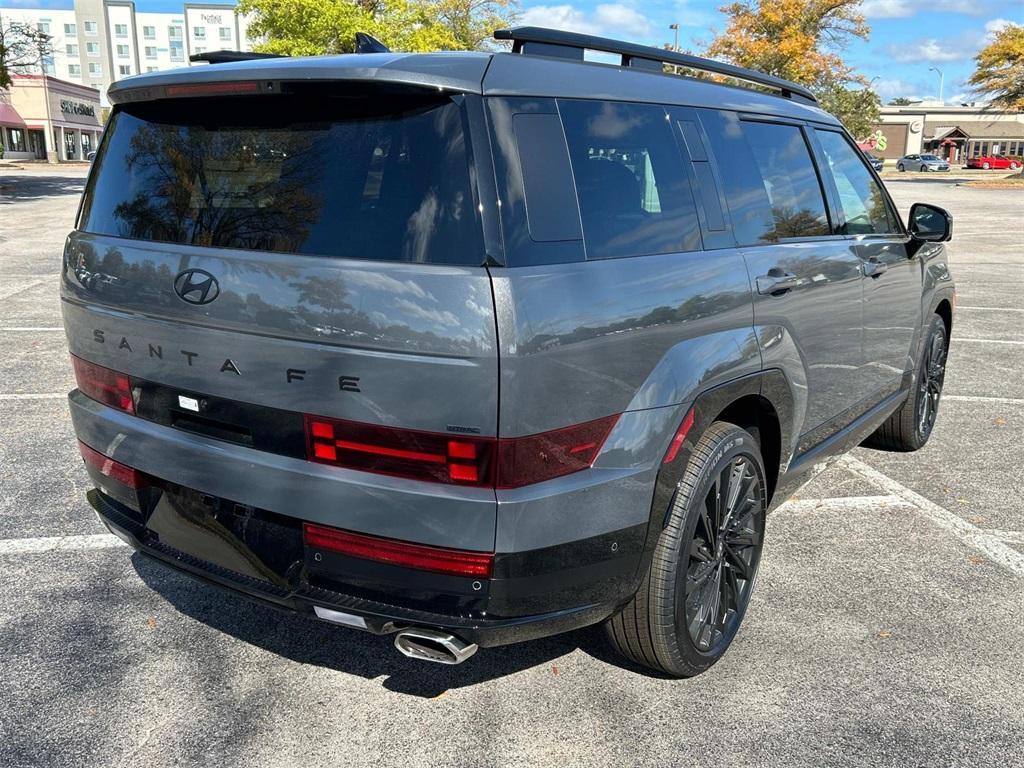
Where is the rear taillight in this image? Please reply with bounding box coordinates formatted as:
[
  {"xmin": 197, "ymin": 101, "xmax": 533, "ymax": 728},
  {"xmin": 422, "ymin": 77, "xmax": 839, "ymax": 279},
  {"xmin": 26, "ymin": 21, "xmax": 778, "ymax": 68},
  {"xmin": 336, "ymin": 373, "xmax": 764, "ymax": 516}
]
[
  {"xmin": 78, "ymin": 440, "xmax": 147, "ymax": 489},
  {"xmin": 71, "ymin": 355, "xmax": 134, "ymax": 414},
  {"xmin": 495, "ymin": 414, "xmax": 619, "ymax": 489},
  {"xmin": 304, "ymin": 523, "xmax": 493, "ymax": 577},
  {"xmin": 304, "ymin": 414, "xmax": 619, "ymax": 489},
  {"xmin": 305, "ymin": 416, "xmax": 494, "ymax": 486}
]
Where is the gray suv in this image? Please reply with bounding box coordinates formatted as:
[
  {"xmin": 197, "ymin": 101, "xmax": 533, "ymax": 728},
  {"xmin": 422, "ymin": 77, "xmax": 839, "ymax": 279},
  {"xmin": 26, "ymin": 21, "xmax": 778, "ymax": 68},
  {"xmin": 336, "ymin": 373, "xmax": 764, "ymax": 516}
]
[{"xmin": 65, "ymin": 27, "xmax": 955, "ymax": 677}]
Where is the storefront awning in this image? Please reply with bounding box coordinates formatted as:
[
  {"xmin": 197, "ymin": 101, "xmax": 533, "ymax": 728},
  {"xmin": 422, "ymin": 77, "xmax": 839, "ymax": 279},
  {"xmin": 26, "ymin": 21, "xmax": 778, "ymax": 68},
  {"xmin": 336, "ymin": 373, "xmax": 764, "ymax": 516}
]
[{"xmin": 0, "ymin": 102, "xmax": 27, "ymax": 128}]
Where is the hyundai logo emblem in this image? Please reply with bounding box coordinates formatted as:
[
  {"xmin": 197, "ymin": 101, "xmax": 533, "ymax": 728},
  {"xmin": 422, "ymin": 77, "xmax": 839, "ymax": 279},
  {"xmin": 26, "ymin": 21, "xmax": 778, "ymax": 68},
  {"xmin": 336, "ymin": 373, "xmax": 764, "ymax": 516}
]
[{"xmin": 173, "ymin": 269, "xmax": 220, "ymax": 305}]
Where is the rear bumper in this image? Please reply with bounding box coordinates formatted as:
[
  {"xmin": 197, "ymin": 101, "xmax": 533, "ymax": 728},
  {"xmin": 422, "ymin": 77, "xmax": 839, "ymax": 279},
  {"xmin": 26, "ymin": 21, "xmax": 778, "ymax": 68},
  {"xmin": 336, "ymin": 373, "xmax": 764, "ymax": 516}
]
[{"xmin": 88, "ymin": 487, "xmax": 630, "ymax": 651}]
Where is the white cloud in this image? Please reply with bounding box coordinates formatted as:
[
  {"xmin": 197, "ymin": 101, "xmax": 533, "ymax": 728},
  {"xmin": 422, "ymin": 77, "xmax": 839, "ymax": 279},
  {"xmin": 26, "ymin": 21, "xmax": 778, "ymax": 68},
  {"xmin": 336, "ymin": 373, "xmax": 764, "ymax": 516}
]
[
  {"xmin": 520, "ymin": 3, "xmax": 652, "ymax": 39},
  {"xmin": 861, "ymin": 0, "xmax": 991, "ymax": 19},
  {"xmin": 884, "ymin": 19, "xmax": 1018, "ymax": 64},
  {"xmin": 984, "ymin": 18, "xmax": 1021, "ymax": 38},
  {"xmin": 890, "ymin": 39, "xmax": 967, "ymax": 63},
  {"xmin": 874, "ymin": 78, "xmax": 922, "ymax": 101}
]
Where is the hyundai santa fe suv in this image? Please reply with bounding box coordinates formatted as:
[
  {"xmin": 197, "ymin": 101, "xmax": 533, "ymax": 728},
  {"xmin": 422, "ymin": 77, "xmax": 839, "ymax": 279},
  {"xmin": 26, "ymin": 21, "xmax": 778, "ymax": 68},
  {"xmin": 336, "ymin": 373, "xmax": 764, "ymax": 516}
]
[{"xmin": 65, "ymin": 27, "xmax": 955, "ymax": 676}]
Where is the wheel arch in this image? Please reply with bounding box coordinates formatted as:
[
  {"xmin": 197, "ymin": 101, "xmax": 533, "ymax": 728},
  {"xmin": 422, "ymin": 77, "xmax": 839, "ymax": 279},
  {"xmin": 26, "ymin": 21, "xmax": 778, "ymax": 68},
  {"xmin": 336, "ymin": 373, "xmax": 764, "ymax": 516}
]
[
  {"xmin": 934, "ymin": 297, "xmax": 953, "ymax": 335},
  {"xmin": 629, "ymin": 370, "xmax": 796, "ymax": 594}
]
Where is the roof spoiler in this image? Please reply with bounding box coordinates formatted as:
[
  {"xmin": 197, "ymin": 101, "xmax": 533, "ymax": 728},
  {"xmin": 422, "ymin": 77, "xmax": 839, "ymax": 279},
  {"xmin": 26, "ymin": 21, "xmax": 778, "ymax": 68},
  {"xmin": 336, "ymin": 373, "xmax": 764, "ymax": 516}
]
[
  {"xmin": 190, "ymin": 51, "xmax": 286, "ymax": 65},
  {"xmin": 493, "ymin": 26, "xmax": 818, "ymax": 105},
  {"xmin": 190, "ymin": 33, "xmax": 389, "ymax": 65}
]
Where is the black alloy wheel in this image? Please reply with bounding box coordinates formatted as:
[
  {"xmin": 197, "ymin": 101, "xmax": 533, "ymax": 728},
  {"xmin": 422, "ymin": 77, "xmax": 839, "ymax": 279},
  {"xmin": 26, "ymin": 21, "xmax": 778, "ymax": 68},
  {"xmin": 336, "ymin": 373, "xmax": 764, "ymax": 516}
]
[
  {"xmin": 605, "ymin": 422, "xmax": 767, "ymax": 677},
  {"xmin": 863, "ymin": 313, "xmax": 949, "ymax": 452},
  {"xmin": 684, "ymin": 455, "xmax": 764, "ymax": 654},
  {"xmin": 916, "ymin": 321, "xmax": 947, "ymax": 442}
]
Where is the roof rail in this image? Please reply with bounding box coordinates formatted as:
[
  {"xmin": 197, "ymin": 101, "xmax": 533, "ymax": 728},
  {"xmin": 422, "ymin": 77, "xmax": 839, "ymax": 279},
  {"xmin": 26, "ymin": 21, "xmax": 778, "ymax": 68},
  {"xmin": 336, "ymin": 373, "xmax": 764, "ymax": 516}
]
[
  {"xmin": 189, "ymin": 51, "xmax": 287, "ymax": 65},
  {"xmin": 493, "ymin": 27, "xmax": 818, "ymax": 105}
]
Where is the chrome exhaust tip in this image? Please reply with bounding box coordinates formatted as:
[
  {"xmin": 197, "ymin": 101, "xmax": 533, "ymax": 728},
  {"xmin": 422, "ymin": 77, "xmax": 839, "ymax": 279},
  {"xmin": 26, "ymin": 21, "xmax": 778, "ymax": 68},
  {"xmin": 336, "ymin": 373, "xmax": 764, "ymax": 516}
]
[{"xmin": 394, "ymin": 628, "xmax": 478, "ymax": 665}]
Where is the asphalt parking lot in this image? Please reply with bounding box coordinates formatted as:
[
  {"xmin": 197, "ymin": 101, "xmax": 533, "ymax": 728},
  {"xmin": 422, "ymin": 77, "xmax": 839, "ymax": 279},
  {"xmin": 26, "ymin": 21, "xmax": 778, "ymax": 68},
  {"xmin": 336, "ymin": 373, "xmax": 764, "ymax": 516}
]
[{"xmin": 1, "ymin": 167, "xmax": 1022, "ymax": 767}]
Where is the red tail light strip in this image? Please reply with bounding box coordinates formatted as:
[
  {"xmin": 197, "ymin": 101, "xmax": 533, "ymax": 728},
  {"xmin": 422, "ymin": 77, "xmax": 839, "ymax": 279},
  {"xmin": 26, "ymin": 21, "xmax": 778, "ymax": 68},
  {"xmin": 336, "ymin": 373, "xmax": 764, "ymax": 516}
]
[
  {"xmin": 305, "ymin": 414, "xmax": 619, "ymax": 489},
  {"xmin": 303, "ymin": 523, "xmax": 494, "ymax": 578},
  {"xmin": 71, "ymin": 355, "xmax": 134, "ymax": 414},
  {"xmin": 165, "ymin": 81, "xmax": 261, "ymax": 97},
  {"xmin": 78, "ymin": 441, "xmax": 148, "ymax": 489}
]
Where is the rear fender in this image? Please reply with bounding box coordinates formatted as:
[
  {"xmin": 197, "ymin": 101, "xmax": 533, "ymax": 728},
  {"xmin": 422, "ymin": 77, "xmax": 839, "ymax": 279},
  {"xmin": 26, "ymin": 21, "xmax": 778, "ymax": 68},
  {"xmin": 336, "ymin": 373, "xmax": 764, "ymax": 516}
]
[{"xmin": 628, "ymin": 370, "xmax": 796, "ymax": 592}]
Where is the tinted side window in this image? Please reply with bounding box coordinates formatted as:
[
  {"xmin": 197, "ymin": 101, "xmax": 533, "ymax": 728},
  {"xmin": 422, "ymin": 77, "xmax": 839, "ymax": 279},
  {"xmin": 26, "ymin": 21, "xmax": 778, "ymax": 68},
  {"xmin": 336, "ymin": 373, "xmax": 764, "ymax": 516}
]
[
  {"xmin": 740, "ymin": 121, "xmax": 830, "ymax": 242},
  {"xmin": 558, "ymin": 100, "xmax": 702, "ymax": 259},
  {"xmin": 815, "ymin": 130, "xmax": 898, "ymax": 235}
]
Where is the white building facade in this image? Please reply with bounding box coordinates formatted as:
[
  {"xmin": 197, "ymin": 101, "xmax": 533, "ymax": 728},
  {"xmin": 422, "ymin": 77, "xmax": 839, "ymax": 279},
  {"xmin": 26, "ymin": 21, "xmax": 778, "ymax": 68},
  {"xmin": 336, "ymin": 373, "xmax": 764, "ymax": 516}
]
[{"xmin": 0, "ymin": 0, "xmax": 253, "ymax": 106}]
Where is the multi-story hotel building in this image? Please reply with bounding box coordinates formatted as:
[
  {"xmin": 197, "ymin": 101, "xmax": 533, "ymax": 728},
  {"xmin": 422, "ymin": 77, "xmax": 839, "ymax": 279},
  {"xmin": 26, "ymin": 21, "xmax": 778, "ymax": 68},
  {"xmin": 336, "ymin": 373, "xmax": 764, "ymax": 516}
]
[{"xmin": 0, "ymin": 0, "xmax": 253, "ymax": 106}]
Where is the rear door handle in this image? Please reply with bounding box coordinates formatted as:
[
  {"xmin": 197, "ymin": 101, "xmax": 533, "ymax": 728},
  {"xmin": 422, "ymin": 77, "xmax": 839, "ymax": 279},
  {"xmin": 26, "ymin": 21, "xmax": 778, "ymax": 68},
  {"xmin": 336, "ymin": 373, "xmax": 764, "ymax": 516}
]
[
  {"xmin": 756, "ymin": 269, "xmax": 800, "ymax": 295},
  {"xmin": 863, "ymin": 258, "xmax": 889, "ymax": 278}
]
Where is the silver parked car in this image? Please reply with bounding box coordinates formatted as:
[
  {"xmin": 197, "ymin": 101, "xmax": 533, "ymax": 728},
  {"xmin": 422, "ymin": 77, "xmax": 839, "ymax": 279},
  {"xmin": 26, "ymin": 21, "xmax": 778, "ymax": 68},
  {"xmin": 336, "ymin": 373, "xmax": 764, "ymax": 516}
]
[{"xmin": 897, "ymin": 153, "xmax": 950, "ymax": 172}]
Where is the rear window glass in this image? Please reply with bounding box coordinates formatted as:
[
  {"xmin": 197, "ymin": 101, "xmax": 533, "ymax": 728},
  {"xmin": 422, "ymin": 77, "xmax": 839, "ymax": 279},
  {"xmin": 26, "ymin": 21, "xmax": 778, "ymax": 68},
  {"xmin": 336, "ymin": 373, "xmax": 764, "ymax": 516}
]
[
  {"xmin": 558, "ymin": 100, "xmax": 702, "ymax": 259},
  {"xmin": 79, "ymin": 93, "xmax": 483, "ymax": 265}
]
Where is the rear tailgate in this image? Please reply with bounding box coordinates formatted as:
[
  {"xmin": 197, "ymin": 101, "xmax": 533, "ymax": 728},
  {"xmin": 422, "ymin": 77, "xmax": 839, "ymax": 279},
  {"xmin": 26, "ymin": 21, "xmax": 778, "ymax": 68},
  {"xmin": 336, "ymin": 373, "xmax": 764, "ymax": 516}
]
[{"xmin": 63, "ymin": 83, "xmax": 499, "ymax": 551}]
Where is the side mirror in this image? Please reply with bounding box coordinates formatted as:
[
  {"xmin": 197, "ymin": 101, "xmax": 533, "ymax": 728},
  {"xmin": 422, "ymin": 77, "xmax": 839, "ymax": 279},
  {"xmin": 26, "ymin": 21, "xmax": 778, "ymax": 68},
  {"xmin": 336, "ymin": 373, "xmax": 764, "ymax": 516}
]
[{"xmin": 908, "ymin": 203, "xmax": 952, "ymax": 243}]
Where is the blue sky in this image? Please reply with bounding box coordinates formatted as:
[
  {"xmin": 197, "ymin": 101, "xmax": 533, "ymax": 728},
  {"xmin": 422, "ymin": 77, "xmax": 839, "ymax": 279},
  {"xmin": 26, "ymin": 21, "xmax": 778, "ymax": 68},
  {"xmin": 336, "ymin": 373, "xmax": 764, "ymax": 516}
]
[{"xmin": 5, "ymin": 0, "xmax": 1022, "ymax": 103}]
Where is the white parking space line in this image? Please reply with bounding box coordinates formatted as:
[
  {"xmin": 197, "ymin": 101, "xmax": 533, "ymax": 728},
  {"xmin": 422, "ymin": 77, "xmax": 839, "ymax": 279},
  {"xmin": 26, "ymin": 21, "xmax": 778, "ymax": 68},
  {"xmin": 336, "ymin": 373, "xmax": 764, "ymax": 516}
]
[
  {"xmin": 987, "ymin": 530, "xmax": 1024, "ymax": 545},
  {"xmin": 0, "ymin": 279, "xmax": 43, "ymax": 300},
  {"xmin": 774, "ymin": 495, "xmax": 913, "ymax": 516},
  {"xmin": 957, "ymin": 306, "xmax": 1024, "ymax": 313},
  {"xmin": 954, "ymin": 338, "xmax": 1024, "ymax": 345},
  {"xmin": 0, "ymin": 393, "xmax": 66, "ymax": 400},
  {"xmin": 944, "ymin": 395, "xmax": 1024, "ymax": 405},
  {"xmin": 0, "ymin": 533, "xmax": 125, "ymax": 555},
  {"xmin": 840, "ymin": 456, "xmax": 1024, "ymax": 578}
]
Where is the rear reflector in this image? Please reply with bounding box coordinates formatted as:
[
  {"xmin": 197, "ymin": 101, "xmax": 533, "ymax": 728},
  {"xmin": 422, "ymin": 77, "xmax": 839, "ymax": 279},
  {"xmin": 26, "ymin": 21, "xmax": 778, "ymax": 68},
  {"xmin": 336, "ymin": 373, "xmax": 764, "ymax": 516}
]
[
  {"xmin": 303, "ymin": 523, "xmax": 494, "ymax": 578},
  {"xmin": 71, "ymin": 355, "xmax": 134, "ymax": 414},
  {"xmin": 165, "ymin": 81, "xmax": 261, "ymax": 97},
  {"xmin": 78, "ymin": 441, "xmax": 147, "ymax": 489},
  {"xmin": 663, "ymin": 408, "xmax": 695, "ymax": 464},
  {"xmin": 305, "ymin": 414, "xmax": 619, "ymax": 489}
]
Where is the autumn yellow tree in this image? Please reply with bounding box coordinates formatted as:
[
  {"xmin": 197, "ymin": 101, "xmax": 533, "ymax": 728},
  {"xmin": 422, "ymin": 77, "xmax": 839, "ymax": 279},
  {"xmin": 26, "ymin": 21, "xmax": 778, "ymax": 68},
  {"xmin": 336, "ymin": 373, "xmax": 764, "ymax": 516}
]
[
  {"xmin": 236, "ymin": 0, "xmax": 517, "ymax": 56},
  {"xmin": 969, "ymin": 24, "xmax": 1024, "ymax": 110},
  {"xmin": 706, "ymin": 0, "xmax": 878, "ymax": 136}
]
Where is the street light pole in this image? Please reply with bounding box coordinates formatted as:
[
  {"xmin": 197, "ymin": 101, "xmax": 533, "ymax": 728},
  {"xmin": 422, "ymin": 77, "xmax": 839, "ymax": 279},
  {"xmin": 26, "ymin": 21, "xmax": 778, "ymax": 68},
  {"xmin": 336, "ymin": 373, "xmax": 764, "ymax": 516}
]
[{"xmin": 928, "ymin": 66, "xmax": 944, "ymax": 105}]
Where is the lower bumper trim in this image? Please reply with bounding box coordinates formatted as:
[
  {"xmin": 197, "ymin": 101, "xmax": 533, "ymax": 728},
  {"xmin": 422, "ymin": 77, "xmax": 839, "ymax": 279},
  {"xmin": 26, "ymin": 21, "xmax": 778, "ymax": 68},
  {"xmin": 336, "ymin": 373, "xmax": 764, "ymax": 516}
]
[{"xmin": 88, "ymin": 489, "xmax": 619, "ymax": 648}]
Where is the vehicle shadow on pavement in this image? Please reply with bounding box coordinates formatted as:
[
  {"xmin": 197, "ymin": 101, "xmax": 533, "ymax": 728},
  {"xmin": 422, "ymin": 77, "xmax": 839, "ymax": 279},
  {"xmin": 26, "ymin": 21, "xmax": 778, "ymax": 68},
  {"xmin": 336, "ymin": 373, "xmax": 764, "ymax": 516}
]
[
  {"xmin": 132, "ymin": 554, "xmax": 660, "ymax": 697},
  {"xmin": 0, "ymin": 174, "xmax": 86, "ymax": 203}
]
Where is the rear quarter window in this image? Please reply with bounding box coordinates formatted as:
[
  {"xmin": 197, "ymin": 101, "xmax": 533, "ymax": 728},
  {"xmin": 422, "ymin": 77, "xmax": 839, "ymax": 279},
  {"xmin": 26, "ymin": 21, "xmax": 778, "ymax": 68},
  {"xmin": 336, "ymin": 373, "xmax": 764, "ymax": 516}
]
[
  {"xmin": 558, "ymin": 100, "xmax": 702, "ymax": 259},
  {"xmin": 79, "ymin": 92, "xmax": 484, "ymax": 265}
]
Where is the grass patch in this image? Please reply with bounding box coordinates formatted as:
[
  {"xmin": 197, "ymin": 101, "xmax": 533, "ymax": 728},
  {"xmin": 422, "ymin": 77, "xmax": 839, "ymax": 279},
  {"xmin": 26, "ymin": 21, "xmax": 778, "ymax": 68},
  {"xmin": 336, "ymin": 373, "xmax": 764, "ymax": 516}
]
[{"xmin": 960, "ymin": 177, "xmax": 1024, "ymax": 189}]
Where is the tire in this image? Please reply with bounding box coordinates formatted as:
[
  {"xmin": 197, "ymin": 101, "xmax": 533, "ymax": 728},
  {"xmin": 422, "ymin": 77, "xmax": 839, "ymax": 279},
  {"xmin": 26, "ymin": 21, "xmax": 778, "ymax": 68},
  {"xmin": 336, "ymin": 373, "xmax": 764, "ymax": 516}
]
[
  {"xmin": 920, "ymin": 164, "xmax": 928, "ymax": 172},
  {"xmin": 983, "ymin": 162, "xmax": 990, "ymax": 170},
  {"xmin": 605, "ymin": 422, "xmax": 766, "ymax": 677},
  {"xmin": 1011, "ymin": 163, "xmax": 1020, "ymax": 170},
  {"xmin": 864, "ymin": 313, "xmax": 948, "ymax": 452},
  {"xmin": 897, "ymin": 163, "xmax": 905, "ymax": 172}
]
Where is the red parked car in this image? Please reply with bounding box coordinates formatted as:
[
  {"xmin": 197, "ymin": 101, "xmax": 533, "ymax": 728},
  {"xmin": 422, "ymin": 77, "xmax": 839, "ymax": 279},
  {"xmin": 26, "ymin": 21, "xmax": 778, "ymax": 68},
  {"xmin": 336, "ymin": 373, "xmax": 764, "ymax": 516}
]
[{"xmin": 965, "ymin": 154, "xmax": 1022, "ymax": 170}]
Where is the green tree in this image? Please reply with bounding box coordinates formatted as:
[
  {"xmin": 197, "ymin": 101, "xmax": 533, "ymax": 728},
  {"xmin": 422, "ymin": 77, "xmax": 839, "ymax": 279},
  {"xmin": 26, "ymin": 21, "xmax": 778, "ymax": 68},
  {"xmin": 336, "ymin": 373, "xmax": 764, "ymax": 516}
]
[
  {"xmin": 0, "ymin": 18, "xmax": 53, "ymax": 89},
  {"xmin": 968, "ymin": 23, "xmax": 1024, "ymax": 110},
  {"xmin": 888, "ymin": 96, "xmax": 915, "ymax": 105},
  {"xmin": 705, "ymin": 0, "xmax": 879, "ymax": 137},
  {"xmin": 235, "ymin": 0, "xmax": 516, "ymax": 56},
  {"xmin": 815, "ymin": 76, "xmax": 881, "ymax": 139}
]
